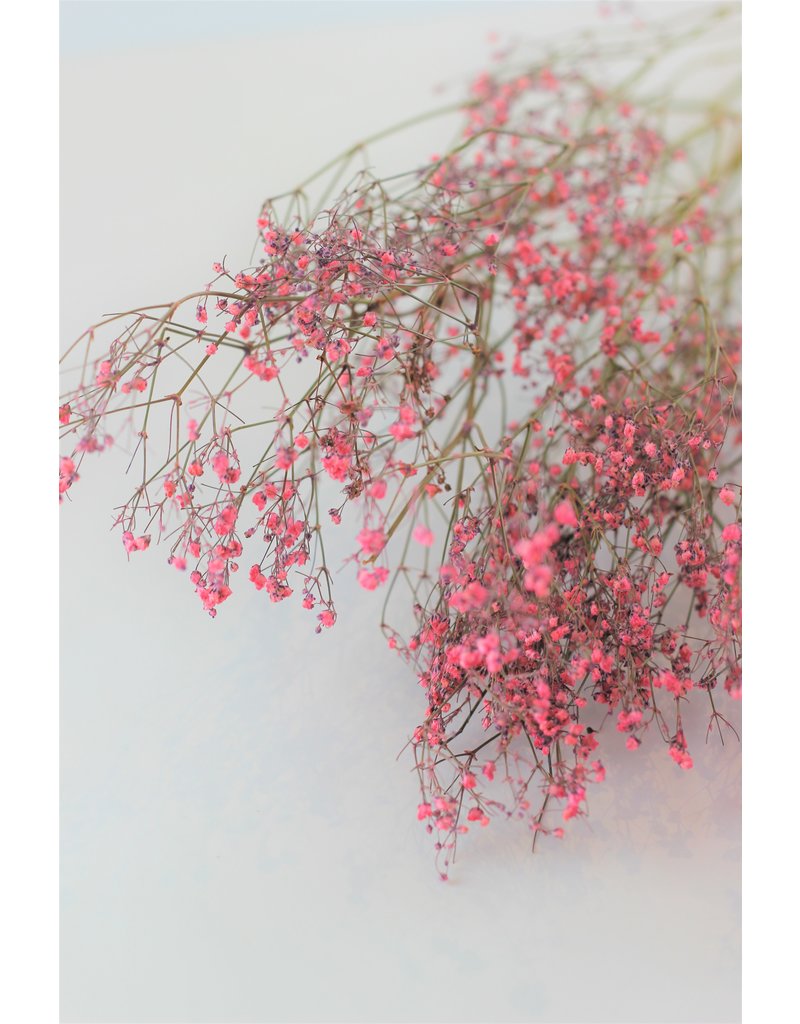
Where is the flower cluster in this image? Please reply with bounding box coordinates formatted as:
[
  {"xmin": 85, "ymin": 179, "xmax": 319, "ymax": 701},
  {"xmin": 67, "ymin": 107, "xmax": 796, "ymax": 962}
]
[
  {"xmin": 60, "ymin": 12, "xmax": 741, "ymax": 874},
  {"xmin": 405, "ymin": 377, "xmax": 740, "ymax": 874}
]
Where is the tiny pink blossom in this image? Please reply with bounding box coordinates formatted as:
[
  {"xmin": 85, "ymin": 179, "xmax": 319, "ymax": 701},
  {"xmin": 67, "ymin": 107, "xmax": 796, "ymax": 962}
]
[
  {"xmin": 719, "ymin": 486, "xmax": 735, "ymax": 505},
  {"xmin": 722, "ymin": 523, "xmax": 741, "ymax": 542},
  {"xmin": 554, "ymin": 500, "xmax": 578, "ymax": 528},
  {"xmin": 357, "ymin": 528, "xmax": 386, "ymax": 555},
  {"xmin": 413, "ymin": 525, "xmax": 435, "ymax": 547},
  {"xmin": 357, "ymin": 566, "xmax": 389, "ymax": 591}
]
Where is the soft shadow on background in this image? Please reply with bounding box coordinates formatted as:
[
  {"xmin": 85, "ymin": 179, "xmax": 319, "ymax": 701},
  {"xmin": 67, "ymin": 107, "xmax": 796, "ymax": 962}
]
[{"xmin": 60, "ymin": 3, "xmax": 741, "ymax": 1021}]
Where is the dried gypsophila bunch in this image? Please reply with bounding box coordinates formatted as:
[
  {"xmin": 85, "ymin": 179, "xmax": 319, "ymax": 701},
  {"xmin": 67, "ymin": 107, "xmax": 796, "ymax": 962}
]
[{"xmin": 60, "ymin": 6, "xmax": 741, "ymax": 878}]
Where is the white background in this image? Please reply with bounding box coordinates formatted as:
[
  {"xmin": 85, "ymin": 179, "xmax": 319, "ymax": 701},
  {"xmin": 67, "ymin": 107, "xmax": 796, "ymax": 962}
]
[{"xmin": 60, "ymin": 3, "xmax": 741, "ymax": 1021}]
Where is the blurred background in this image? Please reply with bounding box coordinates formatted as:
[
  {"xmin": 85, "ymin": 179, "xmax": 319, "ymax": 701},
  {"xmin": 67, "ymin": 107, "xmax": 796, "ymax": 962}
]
[{"xmin": 60, "ymin": 3, "xmax": 741, "ymax": 1021}]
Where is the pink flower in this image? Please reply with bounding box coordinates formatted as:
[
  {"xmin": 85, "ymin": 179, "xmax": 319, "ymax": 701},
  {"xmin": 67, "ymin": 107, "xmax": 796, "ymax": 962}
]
[
  {"xmin": 213, "ymin": 506, "xmax": 238, "ymax": 536},
  {"xmin": 413, "ymin": 525, "xmax": 435, "ymax": 547},
  {"xmin": 357, "ymin": 566, "xmax": 389, "ymax": 591},
  {"xmin": 211, "ymin": 452, "xmax": 240, "ymax": 483},
  {"xmin": 617, "ymin": 708, "xmax": 643, "ymax": 731},
  {"xmin": 719, "ymin": 486, "xmax": 735, "ymax": 506},
  {"xmin": 654, "ymin": 671, "xmax": 693, "ymax": 697},
  {"xmin": 275, "ymin": 448, "xmax": 297, "ymax": 471},
  {"xmin": 357, "ymin": 528, "xmax": 386, "ymax": 555},
  {"xmin": 669, "ymin": 745, "xmax": 694, "ymax": 770},
  {"xmin": 389, "ymin": 424, "xmax": 413, "ymax": 442},
  {"xmin": 59, "ymin": 456, "xmax": 79, "ymax": 499},
  {"xmin": 448, "ymin": 581, "xmax": 489, "ymax": 611},
  {"xmin": 322, "ymin": 454, "xmax": 350, "ymax": 481},
  {"xmin": 554, "ymin": 500, "xmax": 578, "ymax": 528},
  {"xmin": 122, "ymin": 531, "xmax": 150, "ymax": 553}
]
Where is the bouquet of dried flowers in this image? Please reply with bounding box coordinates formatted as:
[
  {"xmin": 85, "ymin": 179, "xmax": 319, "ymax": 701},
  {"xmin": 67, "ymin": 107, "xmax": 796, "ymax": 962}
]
[{"xmin": 60, "ymin": 6, "xmax": 741, "ymax": 878}]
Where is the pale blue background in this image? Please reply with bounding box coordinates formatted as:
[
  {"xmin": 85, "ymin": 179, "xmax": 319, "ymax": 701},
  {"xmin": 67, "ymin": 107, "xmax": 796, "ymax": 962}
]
[{"xmin": 61, "ymin": 0, "xmax": 558, "ymax": 54}]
